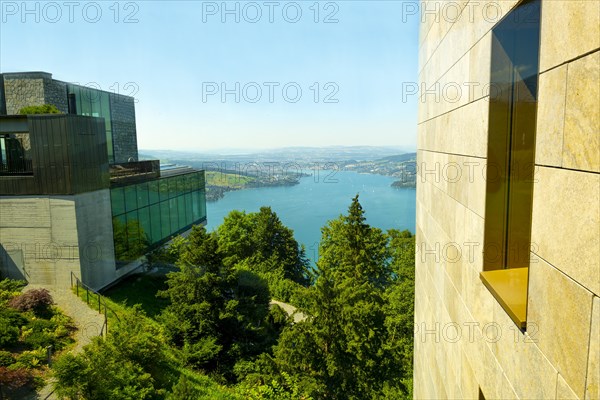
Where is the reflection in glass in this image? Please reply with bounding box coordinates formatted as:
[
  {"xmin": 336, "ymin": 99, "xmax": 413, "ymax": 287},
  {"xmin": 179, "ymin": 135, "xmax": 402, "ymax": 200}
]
[
  {"xmin": 483, "ymin": 0, "xmax": 540, "ymax": 271},
  {"xmin": 0, "ymin": 133, "xmax": 33, "ymax": 175},
  {"xmin": 110, "ymin": 171, "xmax": 207, "ymax": 267}
]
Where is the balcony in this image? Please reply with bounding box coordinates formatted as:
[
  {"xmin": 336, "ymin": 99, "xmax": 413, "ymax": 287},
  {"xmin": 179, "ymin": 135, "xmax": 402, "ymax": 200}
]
[{"xmin": 109, "ymin": 160, "xmax": 160, "ymax": 185}]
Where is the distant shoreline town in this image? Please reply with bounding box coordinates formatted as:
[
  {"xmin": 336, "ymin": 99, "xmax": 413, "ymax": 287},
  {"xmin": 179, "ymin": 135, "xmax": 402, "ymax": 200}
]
[{"xmin": 140, "ymin": 149, "xmax": 417, "ymax": 201}]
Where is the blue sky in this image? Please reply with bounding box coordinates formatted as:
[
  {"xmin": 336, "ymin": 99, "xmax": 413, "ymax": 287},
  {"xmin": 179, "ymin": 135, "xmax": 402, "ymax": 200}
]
[{"xmin": 0, "ymin": 1, "xmax": 420, "ymax": 151}]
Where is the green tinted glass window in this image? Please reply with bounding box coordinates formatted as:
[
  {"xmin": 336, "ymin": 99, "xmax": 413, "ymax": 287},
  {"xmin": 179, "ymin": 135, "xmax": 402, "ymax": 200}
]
[
  {"xmin": 177, "ymin": 195, "xmax": 186, "ymax": 230},
  {"xmin": 148, "ymin": 181, "xmax": 159, "ymax": 205},
  {"xmin": 168, "ymin": 178, "xmax": 177, "ymax": 199},
  {"xmin": 137, "ymin": 183, "xmax": 149, "ymax": 208},
  {"xmin": 184, "ymin": 192, "xmax": 193, "ymax": 224},
  {"xmin": 138, "ymin": 207, "xmax": 151, "ymax": 245},
  {"xmin": 191, "ymin": 191, "xmax": 200, "ymax": 221},
  {"xmin": 124, "ymin": 185, "xmax": 138, "ymax": 212},
  {"xmin": 111, "ymin": 188, "xmax": 125, "ymax": 216},
  {"xmin": 199, "ymin": 189, "xmax": 206, "ymax": 220},
  {"xmin": 169, "ymin": 198, "xmax": 178, "ymax": 233},
  {"xmin": 159, "ymin": 180, "xmax": 169, "ymax": 202},
  {"xmin": 160, "ymin": 201, "xmax": 171, "ymax": 239},
  {"xmin": 149, "ymin": 204, "xmax": 161, "ymax": 244}
]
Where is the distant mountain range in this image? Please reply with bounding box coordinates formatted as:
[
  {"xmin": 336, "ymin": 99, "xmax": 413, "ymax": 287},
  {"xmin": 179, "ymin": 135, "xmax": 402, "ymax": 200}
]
[{"xmin": 140, "ymin": 146, "xmax": 415, "ymax": 163}]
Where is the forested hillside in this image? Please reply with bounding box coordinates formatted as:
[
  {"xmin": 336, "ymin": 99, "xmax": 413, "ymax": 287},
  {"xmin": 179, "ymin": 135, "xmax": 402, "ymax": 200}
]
[{"xmin": 49, "ymin": 195, "xmax": 415, "ymax": 399}]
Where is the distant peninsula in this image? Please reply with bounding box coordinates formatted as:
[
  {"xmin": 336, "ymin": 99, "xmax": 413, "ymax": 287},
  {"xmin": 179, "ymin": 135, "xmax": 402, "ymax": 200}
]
[{"xmin": 139, "ymin": 148, "xmax": 417, "ymax": 201}]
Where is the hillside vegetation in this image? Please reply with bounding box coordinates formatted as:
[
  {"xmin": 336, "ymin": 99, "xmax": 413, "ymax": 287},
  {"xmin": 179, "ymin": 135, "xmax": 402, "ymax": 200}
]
[{"xmin": 49, "ymin": 196, "xmax": 415, "ymax": 399}]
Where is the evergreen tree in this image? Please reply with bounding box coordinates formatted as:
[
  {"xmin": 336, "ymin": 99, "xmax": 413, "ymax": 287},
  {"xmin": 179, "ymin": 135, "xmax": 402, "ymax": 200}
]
[{"xmin": 267, "ymin": 195, "xmax": 400, "ymax": 399}]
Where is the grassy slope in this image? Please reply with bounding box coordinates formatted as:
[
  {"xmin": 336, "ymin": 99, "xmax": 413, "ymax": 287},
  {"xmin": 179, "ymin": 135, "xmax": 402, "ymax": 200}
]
[{"xmin": 205, "ymin": 171, "xmax": 255, "ymax": 189}]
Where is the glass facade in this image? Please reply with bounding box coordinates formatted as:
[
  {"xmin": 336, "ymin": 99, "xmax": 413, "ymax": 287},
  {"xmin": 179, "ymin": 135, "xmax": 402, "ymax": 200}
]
[
  {"xmin": 110, "ymin": 171, "xmax": 206, "ymax": 266},
  {"xmin": 67, "ymin": 84, "xmax": 114, "ymax": 163}
]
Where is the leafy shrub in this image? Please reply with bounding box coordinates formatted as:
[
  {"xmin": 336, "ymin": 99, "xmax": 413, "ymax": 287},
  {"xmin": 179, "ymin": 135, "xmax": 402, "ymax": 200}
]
[
  {"xmin": 22, "ymin": 319, "xmax": 60, "ymax": 350},
  {"xmin": 0, "ymin": 307, "xmax": 27, "ymax": 348},
  {"xmin": 18, "ymin": 104, "xmax": 62, "ymax": 115},
  {"xmin": 0, "ymin": 350, "xmax": 15, "ymax": 367},
  {"xmin": 0, "ymin": 279, "xmax": 26, "ymax": 303},
  {"xmin": 0, "ymin": 320, "xmax": 20, "ymax": 348},
  {"xmin": 13, "ymin": 348, "xmax": 46, "ymax": 369},
  {"xmin": 8, "ymin": 288, "xmax": 53, "ymax": 315},
  {"xmin": 23, "ymin": 331, "xmax": 55, "ymax": 350}
]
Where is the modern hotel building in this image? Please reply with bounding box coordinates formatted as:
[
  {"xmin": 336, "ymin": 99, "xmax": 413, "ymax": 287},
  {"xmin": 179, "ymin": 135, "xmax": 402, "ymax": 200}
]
[{"xmin": 0, "ymin": 72, "xmax": 207, "ymax": 290}]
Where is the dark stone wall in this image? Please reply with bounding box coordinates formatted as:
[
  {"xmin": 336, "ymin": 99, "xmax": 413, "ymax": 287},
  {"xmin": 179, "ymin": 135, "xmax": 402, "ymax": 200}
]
[
  {"xmin": 109, "ymin": 93, "xmax": 138, "ymax": 163},
  {"xmin": 43, "ymin": 79, "xmax": 68, "ymax": 113}
]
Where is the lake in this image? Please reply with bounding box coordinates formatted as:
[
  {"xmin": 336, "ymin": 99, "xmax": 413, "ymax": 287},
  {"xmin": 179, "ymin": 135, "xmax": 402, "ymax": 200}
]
[{"xmin": 206, "ymin": 171, "xmax": 416, "ymax": 264}]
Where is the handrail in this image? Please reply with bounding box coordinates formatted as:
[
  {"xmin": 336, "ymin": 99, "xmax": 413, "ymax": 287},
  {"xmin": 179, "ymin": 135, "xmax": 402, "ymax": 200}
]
[{"xmin": 70, "ymin": 272, "xmax": 120, "ymax": 337}]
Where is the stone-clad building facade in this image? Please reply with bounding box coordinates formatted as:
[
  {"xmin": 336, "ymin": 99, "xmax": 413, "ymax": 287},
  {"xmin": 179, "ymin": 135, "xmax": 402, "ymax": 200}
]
[
  {"xmin": 0, "ymin": 72, "xmax": 138, "ymax": 163},
  {"xmin": 414, "ymin": 0, "xmax": 599, "ymax": 399},
  {"xmin": 1, "ymin": 72, "xmax": 207, "ymax": 290}
]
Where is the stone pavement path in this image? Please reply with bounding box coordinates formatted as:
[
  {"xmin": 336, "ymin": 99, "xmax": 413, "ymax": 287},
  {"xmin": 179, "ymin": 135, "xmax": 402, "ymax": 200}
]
[
  {"xmin": 270, "ymin": 299, "xmax": 307, "ymax": 323},
  {"xmin": 24, "ymin": 285, "xmax": 105, "ymax": 400}
]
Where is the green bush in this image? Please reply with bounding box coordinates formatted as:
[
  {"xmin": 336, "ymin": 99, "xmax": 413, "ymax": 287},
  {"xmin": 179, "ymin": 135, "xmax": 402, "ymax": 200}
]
[
  {"xmin": 14, "ymin": 348, "xmax": 46, "ymax": 369},
  {"xmin": 0, "ymin": 350, "xmax": 15, "ymax": 367},
  {"xmin": 18, "ymin": 104, "xmax": 62, "ymax": 115},
  {"xmin": 23, "ymin": 331, "xmax": 55, "ymax": 350},
  {"xmin": 0, "ymin": 279, "xmax": 26, "ymax": 303},
  {"xmin": 0, "ymin": 320, "xmax": 20, "ymax": 348}
]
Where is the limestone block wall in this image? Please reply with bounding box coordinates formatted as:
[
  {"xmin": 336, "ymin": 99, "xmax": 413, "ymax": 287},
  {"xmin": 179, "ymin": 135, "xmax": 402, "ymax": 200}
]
[
  {"xmin": 414, "ymin": 1, "xmax": 599, "ymax": 399},
  {"xmin": 0, "ymin": 190, "xmax": 118, "ymax": 290},
  {"xmin": 0, "ymin": 196, "xmax": 81, "ymax": 286}
]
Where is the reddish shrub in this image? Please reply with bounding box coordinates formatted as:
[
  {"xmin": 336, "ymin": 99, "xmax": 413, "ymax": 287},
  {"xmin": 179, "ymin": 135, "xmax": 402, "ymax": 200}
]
[
  {"xmin": 8, "ymin": 288, "xmax": 53, "ymax": 314},
  {"xmin": 0, "ymin": 366, "xmax": 32, "ymax": 389}
]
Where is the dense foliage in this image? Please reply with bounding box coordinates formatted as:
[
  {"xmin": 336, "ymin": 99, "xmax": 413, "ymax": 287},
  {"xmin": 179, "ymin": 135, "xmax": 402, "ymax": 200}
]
[
  {"xmin": 0, "ymin": 279, "xmax": 76, "ymax": 398},
  {"xmin": 239, "ymin": 196, "xmax": 415, "ymax": 399},
  {"xmin": 157, "ymin": 216, "xmax": 300, "ymax": 381},
  {"xmin": 49, "ymin": 197, "xmax": 415, "ymax": 399}
]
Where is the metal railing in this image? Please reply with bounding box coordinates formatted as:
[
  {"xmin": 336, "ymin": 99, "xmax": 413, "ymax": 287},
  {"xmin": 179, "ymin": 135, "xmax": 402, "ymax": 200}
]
[{"xmin": 70, "ymin": 272, "xmax": 120, "ymax": 336}]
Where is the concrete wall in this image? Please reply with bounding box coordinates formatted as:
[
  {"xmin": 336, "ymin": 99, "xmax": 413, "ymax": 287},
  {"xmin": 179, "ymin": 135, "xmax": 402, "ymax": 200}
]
[
  {"xmin": 73, "ymin": 190, "xmax": 118, "ymax": 290},
  {"xmin": 0, "ymin": 190, "xmax": 119, "ymax": 290},
  {"xmin": 414, "ymin": 1, "xmax": 599, "ymax": 399}
]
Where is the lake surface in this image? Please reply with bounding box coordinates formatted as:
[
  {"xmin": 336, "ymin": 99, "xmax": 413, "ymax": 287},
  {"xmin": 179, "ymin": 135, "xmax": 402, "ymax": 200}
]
[{"xmin": 206, "ymin": 171, "xmax": 416, "ymax": 264}]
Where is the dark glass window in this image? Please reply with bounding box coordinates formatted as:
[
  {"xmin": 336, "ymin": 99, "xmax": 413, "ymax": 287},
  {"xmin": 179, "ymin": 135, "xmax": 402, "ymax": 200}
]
[
  {"xmin": 0, "ymin": 133, "xmax": 33, "ymax": 175},
  {"xmin": 67, "ymin": 84, "xmax": 114, "ymax": 163},
  {"xmin": 483, "ymin": 0, "xmax": 540, "ymax": 271}
]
